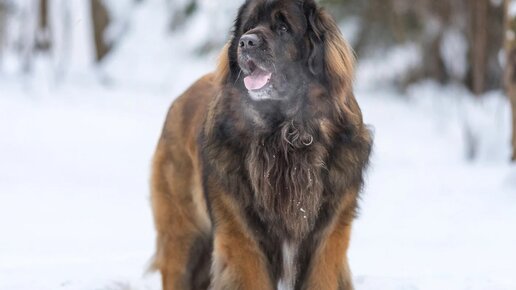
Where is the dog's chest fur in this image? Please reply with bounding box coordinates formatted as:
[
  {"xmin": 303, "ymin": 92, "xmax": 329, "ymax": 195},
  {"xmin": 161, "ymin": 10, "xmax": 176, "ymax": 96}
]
[
  {"xmin": 246, "ymin": 120, "xmax": 327, "ymax": 240},
  {"xmin": 277, "ymin": 241, "xmax": 298, "ymax": 290}
]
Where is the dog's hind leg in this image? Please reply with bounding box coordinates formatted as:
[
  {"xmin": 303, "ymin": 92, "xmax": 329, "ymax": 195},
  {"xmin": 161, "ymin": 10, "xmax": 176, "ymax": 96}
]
[{"xmin": 150, "ymin": 140, "xmax": 211, "ymax": 290}]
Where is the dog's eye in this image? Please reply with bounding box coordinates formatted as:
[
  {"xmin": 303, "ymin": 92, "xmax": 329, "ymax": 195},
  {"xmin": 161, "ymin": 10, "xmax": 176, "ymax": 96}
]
[{"xmin": 277, "ymin": 24, "xmax": 288, "ymax": 33}]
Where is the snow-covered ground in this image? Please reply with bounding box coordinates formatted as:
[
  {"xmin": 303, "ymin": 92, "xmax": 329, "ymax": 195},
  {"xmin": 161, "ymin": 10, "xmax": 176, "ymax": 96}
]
[{"xmin": 1, "ymin": 1, "xmax": 515, "ymax": 289}]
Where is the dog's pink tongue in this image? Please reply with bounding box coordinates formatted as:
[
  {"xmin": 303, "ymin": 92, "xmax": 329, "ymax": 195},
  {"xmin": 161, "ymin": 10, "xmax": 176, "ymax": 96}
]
[{"xmin": 244, "ymin": 71, "xmax": 272, "ymax": 91}]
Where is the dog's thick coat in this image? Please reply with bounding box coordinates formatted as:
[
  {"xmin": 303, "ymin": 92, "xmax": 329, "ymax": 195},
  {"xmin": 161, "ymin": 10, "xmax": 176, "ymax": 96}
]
[{"xmin": 150, "ymin": 1, "xmax": 372, "ymax": 289}]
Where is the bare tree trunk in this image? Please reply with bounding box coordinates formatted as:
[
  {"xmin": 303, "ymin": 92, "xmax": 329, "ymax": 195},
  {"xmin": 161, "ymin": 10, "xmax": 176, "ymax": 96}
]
[
  {"xmin": 471, "ymin": 0, "xmax": 488, "ymax": 96},
  {"xmin": 90, "ymin": 0, "xmax": 110, "ymax": 61},
  {"xmin": 505, "ymin": 0, "xmax": 516, "ymax": 161},
  {"xmin": 36, "ymin": 0, "xmax": 51, "ymax": 51}
]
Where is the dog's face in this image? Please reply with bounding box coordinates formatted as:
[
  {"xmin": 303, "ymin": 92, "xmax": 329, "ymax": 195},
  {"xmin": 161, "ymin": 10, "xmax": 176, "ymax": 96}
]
[{"xmin": 228, "ymin": 0, "xmax": 325, "ymax": 102}]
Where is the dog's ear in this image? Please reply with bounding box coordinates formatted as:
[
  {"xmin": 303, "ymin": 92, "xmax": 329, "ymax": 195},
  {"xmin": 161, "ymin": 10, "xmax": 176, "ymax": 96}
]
[
  {"xmin": 306, "ymin": 3, "xmax": 355, "ymax": 96},
  {"xmin": 215, "ymin": 43, "xmax": 230, "ymax": 85},
  {"xmin": 306, "ymin": 3, "xmax": 324, "ymax": 76}
]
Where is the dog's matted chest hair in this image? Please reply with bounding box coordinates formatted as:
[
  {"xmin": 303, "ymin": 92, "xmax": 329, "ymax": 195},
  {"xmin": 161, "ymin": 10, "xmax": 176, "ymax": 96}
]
[{"xmin": 150, "ymin": 0, "xmax": 372, "ymax": 289}]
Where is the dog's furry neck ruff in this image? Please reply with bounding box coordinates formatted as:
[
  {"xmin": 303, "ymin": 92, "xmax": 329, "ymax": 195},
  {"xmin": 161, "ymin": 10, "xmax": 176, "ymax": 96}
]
[{"xmin": 246, "ymin": 119, "xmax": 327, "ymax": 240}]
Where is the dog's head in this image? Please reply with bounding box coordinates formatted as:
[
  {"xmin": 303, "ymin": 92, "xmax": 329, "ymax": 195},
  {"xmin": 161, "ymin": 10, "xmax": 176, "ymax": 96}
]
[{"xmin": 219, "ymin": 0, "xmax": 355, "ymax": 104}]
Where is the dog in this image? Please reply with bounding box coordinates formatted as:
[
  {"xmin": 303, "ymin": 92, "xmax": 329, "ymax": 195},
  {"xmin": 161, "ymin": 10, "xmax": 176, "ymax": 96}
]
[{"xmin": 150, "ymin": 0, "xmax": 372, "ymax": 289}]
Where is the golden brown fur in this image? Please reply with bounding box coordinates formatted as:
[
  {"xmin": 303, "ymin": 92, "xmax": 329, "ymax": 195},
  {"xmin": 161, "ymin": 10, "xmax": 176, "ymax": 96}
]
[
  {"xmin": 150, "ymin": 1, "xmax": 372, "ymax": 289},
  {"xmin": 151, "ymin": 75, "xmax": 215, "ymax": 289}
]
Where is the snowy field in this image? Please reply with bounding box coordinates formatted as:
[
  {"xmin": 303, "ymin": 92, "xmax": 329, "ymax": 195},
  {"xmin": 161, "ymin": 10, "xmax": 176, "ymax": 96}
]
[{"xmin": 1, "ymin": 1, "xmax": 516, "ymax": 290}]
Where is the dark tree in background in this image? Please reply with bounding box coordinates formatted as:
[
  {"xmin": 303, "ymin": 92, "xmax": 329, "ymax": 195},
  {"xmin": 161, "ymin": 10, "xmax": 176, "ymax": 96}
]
[
  {"xmin": 36, "ymin": 0, "xmax": 50, "ymax": 51},
  {"xmin": 504, "ymin": 0, "xmax": 516, "ymax": 161},
  {"xmin": 91, "ymin": 0, "xmax": 110, "ymax": 61},
  {"xmin": 0, "ymin": 0, "xmax": 7, "ymax": 64}
]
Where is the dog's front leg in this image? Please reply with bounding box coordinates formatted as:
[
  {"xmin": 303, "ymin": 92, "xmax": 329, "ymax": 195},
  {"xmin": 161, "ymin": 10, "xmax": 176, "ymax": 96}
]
[
  {"xmin": 209, "ymin": 193, "xmax": 273, "ymax": 290},
  {"xmin": 304, "ymin": 222, "xmax": 354, "ymax": 290},
  {"xmin": 303, "ymin": 190, "xmax": 359, "ymax": 290}
]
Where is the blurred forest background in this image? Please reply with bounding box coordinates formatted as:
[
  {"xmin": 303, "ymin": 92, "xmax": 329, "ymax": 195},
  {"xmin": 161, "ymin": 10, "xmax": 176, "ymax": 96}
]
[
  {"xmin": 1, "ymin": 1, "xmax": 516, "ymax": 289},
  {"xmin": 0, "ymin": 0, "xmax": 514, "ymax": 160}
]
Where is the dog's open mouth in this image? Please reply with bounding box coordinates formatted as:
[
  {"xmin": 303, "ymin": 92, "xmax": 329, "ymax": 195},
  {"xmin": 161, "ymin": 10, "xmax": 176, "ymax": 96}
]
[{"xmin": 243, "ymin": 60, "xmax": 272, "ymax": 91}]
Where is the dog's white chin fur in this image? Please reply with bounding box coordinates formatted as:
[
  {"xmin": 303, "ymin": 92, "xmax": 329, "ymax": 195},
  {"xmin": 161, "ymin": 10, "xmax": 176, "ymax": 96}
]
[{"xmin": 248, "ymin": 84, "xmax": 278, "ymax": 101}]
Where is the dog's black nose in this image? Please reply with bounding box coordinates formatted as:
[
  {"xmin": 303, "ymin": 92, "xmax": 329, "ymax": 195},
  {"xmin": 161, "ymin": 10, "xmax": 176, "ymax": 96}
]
[{"xmin": 239, "ymin": 34, "xmax": 261, "ymax": 50}]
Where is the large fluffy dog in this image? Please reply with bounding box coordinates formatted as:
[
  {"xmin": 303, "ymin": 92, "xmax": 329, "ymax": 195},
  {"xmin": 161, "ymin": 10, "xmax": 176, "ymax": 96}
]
[{"xmin": 150, "ymin": 0, "xmax": 372, "ymax": 289}]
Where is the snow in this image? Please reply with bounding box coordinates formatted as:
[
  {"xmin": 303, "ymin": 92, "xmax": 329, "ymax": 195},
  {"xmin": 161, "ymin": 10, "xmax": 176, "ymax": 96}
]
[
  {"xmin": 351, "ymin": 91, "xmax": 516, "ymax": 290},
  {"xmin": 510, "ymin": 1, "xmax": 516, "ymax": 18},
  {"xmin": 356, "ymin": 43, "xmax": 421, "ymax": 90},
  {"xmin": 1, "ymin": 1, "xmax": 515, "ymax": 289},
  {"xmin": 66, "ymin": 0, "xmax": 96, "ymax": 72},
  {"xmin": 99, "ymin": 0, "xmax": 214, "ymax": 91},
  {"xmin": 101, "ymin": 0, "xmax": 134, "ymax": 45},
  {"xmin": 440, "ymin": 28, "xmax": 468, "ymax": 81}
]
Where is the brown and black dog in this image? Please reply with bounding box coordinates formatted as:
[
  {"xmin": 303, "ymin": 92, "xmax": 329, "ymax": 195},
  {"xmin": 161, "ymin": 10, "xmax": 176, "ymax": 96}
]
[{"xmin": 150, "ymin": 0, "xmax": 372, "ymax": 289}]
